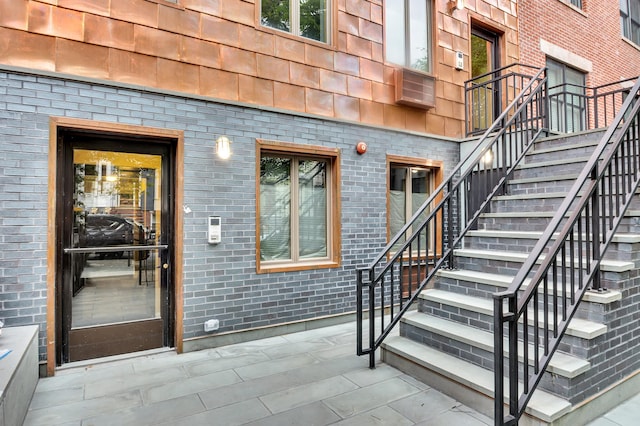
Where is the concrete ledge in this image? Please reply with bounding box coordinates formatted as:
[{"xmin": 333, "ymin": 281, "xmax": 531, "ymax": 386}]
[{"xmin": 0, "ymin": 325, "xmax": 39, "ymax": 426}]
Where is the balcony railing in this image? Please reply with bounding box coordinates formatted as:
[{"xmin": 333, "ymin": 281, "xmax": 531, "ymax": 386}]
[
  {"xmin": 468, "ymin": 66, "xmax": 637, "ymax": 136},
  {"xmin": 465, "ymin": 64, "xmax": 543, "ymax": 136}
]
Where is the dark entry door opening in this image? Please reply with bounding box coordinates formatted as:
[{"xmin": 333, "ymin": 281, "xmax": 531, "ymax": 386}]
[
  {"xmin": 56, "ymin": 130, "xmax": 175, "ymax": 364},
  {"xmin": 470, "ymin": 26, "xmax": 501, "ymax": 133}
]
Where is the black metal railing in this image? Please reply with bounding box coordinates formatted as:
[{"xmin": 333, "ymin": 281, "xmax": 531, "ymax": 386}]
[
  {"xmin": 493, "ymin": 77, "xmax": 640, "ymax": 425},
  {"xmin": 547, "ymin": 77, "xmax": 638, "ymax": 133},
  {"xmin": 356, "ymin": 66, "xmax": 548, "ymax": 369},
  {"xmin": 466, "ymin": 64, "xmax": 544, "ymax": 136}
]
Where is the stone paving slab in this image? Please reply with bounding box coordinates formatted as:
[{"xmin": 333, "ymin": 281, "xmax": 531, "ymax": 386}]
[{"xmin": 24, "ymin": 320, "xmax": 637, "ymax": 425}]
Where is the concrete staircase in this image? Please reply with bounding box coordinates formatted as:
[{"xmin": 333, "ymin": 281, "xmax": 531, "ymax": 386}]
[{"xmin": 381, "ymin": 129, "xmax": 640, "ymax": 424}]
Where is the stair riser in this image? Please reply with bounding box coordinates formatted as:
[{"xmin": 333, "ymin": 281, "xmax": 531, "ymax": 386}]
[
  {"xmin": 463, "ymin": 236, "xmax": 640, "ymax": 261},
  {"xmin": 477, "ymin": 216, "xmax": 564, "ymax": 232},
  {"xmin": 475, "ymin": 216, "xmax": 640, "ymax": 233},
  {"xmin": 433, "ymin": 275, "xmax": 617, "ymax": 323},
  {"xmin": 532, "ymin": 132, "xmax": 606, "ymax": 151},
  {"xmin": 525, "ymin": 145, "xmax": 599, "ymax": 163},
  {"xmin": 453, "ymin": 255, "xmax": 632, "ymax": 286},
  {"xmin": 612, "ymin": 218, "xmax": 640, "ymax": 233},
  {"xmin": 418, "ymin": 298, "xmax": 599, "ymax": 363},
  {"xmin": 507, "ymin": 180, "xmax": 576, "ymax": 195},
  {"xmin": 400, "ymin": 321, "xmax": 574, "ymax": 398},
  {"xmin": 491, "ymin": 197, "xmax": 576, "ymax": 213},
  {"xmin": 512, "ymin": 161, "xmax": 589, "ymax": 180}
]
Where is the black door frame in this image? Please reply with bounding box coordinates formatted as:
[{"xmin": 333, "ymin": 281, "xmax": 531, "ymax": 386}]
[{"xmin": 55, "ymin": 127, "xmax": 177, "ymax": 365}]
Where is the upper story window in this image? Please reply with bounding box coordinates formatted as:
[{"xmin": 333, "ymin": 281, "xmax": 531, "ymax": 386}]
[
  {"xmin": 385, "ymin": 0, "xmax": 433, "ymax": 73},
  {"xmin": 569, "ymin": 0, "xmax": 582, "ymax": 8},
  {"xmin": 260, "ymin": 0, "xmax": 330, "ymax": 43},
  {"xmin": 621, "ymin": 0, "xmax": 640, "ymax": 45},
  {"xmin": 547, "ymin": 58, "xmax": 587, "ymax": 133}
]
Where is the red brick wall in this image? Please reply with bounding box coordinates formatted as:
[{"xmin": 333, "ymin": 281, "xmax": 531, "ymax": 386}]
[{"xmin": 519, "ymin": 0, "xmax": 640, "ymax": 86}]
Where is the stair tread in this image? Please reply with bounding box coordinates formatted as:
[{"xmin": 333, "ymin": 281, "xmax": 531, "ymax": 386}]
[
  {"xmin": 454, "ymin": 248, "xmax": 634, "ymax": 272},
  {"xmin": 382, "ymin": 335, "xmax": 572, "ymax": 422},
  {"xmin": 420, "ymin": 288, "xmax": 607, "ymax": 339},
  {"xmin": 480, "ymin": 211, "xmax": 563, "ymax": 218},
  {"xmin": 494, "ymin": 192, "xmax": 569, "ymax": 200},
  {"xmin": 402, "ymin": 311, "xmax": 590, "ymax": 378},
  {"xmin": 437, "ymin": 269, "xmax": 623, "ymax": 304},
  {"xmin": 481, "ymin": 210, "xmax": 640, "ymax": 218},
  {"xmin": 466, "ymin": 229, "xmax": 640, "ymax": 244}
]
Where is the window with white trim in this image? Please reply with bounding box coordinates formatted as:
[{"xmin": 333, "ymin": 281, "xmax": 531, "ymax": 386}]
[
  {"xmin": 260, "ymin": 0, "xmax": 330, "ymax": 43},
  {"xmin": 621, "ymin": 0, "xmax": 640, "ymax": 45},
  {"xmin": 257, "ymin": 141, "xmax": 340, "ymax": 272},
  {"xmin": 385, "ymin": 0, "xmax": 433, "ymax": 73}
]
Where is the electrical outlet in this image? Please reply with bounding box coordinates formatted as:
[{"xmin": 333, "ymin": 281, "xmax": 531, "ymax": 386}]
[{"xmin": 204, "ymin": 319, "xmax": 219, "ymax": 332}]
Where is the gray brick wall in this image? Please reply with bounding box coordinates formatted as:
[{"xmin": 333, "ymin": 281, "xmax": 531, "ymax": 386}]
[{"xmin": 0, "ymin": 70, "xmax": 460, "ymax": 362}]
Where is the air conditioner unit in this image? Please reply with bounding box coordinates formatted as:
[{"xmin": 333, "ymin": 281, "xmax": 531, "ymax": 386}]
[{"xmin": 394, "ymin": 68, "xmax": 436, "ymax": 109}]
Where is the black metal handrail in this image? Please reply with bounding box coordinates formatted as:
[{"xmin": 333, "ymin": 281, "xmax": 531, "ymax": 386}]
[
  {"xmin": 547, "ymin": 77, "xmax": 638, "ymax": 132},
  {"xmin": 493, "ymin": 77, "xmax": 640, "ymax": 425},
  {"xmin": 356, "ymin": 66, "xmax": 548, "ymax": 369},
  {"xmin": 465, "ymin": 64, "xmax": 543, "ymax": 136}
]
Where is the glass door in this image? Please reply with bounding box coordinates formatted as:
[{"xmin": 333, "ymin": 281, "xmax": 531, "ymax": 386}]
[{"xmin": 59, "ymin": 134, "xmax": 173, "ymax": 363}]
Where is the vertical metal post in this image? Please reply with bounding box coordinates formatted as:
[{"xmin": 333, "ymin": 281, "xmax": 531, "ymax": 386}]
[
  {"xmin": 593, "ymin": 85, "xmax": 599, "ymax": 129},
  {"xmin": 507, "ymin": 295, "xmax": 519, "ymax": 422},
  {"xmin": 465, "ymin": 82, "xmax": 470, "ymax": 136},
  {"xmin": 542, "ymin": 72, "xmax": 549, "ymax": 131},
  {"xmin": 356, "ymin": 269, "xmax": 363, "ymax": 356},
  {"xmin": 493, "ymin": 294, "xmax": 505, "ymax": 426},
  {"xmin": 590, "ymin": 168, "xmax": 602, "ymax": 291},
  {"xmin": 447, "ymin": 182, "xmax": 454, "ymax": 269},
  {"xmin": 368, "ymin": 268, "xmax": 376, "ymax": 369}
]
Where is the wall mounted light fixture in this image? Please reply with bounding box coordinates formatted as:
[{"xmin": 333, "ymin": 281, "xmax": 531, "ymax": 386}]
[
  {"xmin": 483, "ymin": 149, "xmax": 494, "ymax": 166},
  {"xmin": 216, "ymin": 136, "xmax": 232, "ymax": 159}
]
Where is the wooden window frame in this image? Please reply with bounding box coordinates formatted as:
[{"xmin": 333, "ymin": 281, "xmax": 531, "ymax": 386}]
[
  {"xmin": 256, "ymin": 139, "xmax": 341, "ymax": 273},
  {"xmin": 386, "ymin": 155, "xmax": 443, "ymax": 260}
]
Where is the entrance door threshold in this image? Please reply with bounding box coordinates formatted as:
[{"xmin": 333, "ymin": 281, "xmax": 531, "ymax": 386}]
[{"xmin": 57, "ymin": 347, "xmax": 174, "ymax": 371}]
